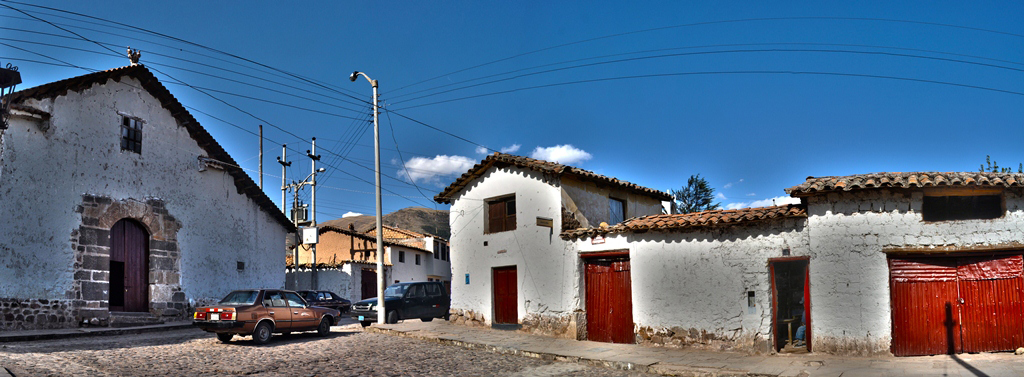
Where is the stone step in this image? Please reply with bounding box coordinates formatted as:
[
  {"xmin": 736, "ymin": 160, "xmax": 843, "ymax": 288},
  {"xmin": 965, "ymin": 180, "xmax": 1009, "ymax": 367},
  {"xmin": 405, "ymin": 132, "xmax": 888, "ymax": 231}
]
[{"xmin": 108, "ymin": 312, "xmax": 163, "ymax": 328}]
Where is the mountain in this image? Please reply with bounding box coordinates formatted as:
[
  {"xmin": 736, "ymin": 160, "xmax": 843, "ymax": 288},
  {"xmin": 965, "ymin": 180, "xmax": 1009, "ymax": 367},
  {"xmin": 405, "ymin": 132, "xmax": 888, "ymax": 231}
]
[{"xmin": 319, "ymin": 207, "xmax": 450, "ymax": 239}]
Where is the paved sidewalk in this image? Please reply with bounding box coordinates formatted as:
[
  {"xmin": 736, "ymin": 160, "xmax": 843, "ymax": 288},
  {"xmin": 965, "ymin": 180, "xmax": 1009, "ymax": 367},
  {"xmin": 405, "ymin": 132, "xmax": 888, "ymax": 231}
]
[
  {"xmin": 0, "ymin": 321, "xmax": 194, "ymax": 343},
  {"xmin": 368, "ymin": 321, "xmax": 1024, "ymax": 377}
]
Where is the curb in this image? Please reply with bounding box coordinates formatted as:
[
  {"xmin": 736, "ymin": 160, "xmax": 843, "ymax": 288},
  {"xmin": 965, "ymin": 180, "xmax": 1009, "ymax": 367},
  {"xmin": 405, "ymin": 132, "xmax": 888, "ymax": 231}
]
[
  {"xmin": 0, "ymin": 322, "xmax": 196, "ymax": 343},
  {"xmin": 366, "ymin": 326, "xmax": 769, "ymax": 377}
]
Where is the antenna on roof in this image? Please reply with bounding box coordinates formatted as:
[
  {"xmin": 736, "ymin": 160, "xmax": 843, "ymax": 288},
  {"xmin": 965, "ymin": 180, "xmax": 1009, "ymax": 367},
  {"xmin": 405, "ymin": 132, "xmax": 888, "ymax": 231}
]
[{"xmin": 127, "ymin": 46, "xmax": 141, "ymax": 66}]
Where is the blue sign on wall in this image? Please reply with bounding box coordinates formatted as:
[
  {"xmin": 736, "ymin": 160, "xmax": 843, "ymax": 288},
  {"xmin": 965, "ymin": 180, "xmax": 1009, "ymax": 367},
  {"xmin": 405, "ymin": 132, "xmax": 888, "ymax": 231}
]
[{"xmin": 465, "ymin": 273, "xmax": 470, "ymax": 284}]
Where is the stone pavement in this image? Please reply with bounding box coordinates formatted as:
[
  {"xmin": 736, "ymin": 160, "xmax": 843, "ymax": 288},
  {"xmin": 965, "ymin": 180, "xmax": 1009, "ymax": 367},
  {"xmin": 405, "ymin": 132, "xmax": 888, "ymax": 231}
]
[
  {"xmin": 0, "ymin": 321, "xmax": 193, "ymax": 343},
  {"xmin": 368, "ymin": 321, "xmax": 1024, "ymax": 377}
]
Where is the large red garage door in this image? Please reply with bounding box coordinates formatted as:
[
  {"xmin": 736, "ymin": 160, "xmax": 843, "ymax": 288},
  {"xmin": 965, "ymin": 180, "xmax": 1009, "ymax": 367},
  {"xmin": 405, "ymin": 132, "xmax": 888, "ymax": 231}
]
[{"xmin": 890, "ymin": 254, "xmax": 1024, "ymax": 356}]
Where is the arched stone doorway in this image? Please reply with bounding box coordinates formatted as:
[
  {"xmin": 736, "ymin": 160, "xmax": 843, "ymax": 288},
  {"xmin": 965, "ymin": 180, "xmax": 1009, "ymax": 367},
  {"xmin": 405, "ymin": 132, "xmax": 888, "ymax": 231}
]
[{"xmin": 109, "ymin": 218, "xmax": 149, "ymax": 312}]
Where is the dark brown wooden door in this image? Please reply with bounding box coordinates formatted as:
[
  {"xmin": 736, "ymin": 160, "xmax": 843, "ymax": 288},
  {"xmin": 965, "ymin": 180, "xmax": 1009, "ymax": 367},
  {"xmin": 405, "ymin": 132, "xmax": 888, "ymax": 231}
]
[
  {"xmin": 492, "ymin": 266, "xmax": 518, "ymax": 324},
  {"xmin": 890, "ymin": 255, "xmax": 1024, "ymax": 356},
  {"xmin": 361, "ymin": 269, "xmax": 377, "ymax": 300},
  {"xmin": 110, "ymin": 219, "xmax": 149, "ymax": 312},
  {"xmin": 585, "ymin": 258, "xmax": 634, "ymax": 343}
]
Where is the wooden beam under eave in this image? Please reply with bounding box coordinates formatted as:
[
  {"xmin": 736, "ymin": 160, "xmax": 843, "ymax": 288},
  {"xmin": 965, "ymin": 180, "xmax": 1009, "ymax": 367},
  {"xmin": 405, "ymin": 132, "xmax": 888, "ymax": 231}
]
[{"xmin": 922, "ymin": 186, "xmax": 1005, "ymax": 197}]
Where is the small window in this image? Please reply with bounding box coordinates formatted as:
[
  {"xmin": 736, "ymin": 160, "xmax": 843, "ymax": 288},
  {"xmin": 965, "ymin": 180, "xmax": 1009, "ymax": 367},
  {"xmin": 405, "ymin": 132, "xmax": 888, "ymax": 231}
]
[
  {"xmin": 922, "ymin": 195, "xmax": 1002, "ymax": 221},
  {"xmin": 609, "ymin": 197, "xmax": 626, "ymax": 224},
  {"xmin": 434, "ymin": 241, "xmax": 440, "ymax": 259},
  {"xmin": 415, "ymin": 254, "xmax": 421, "ymax": 265},
  {"xmin": 236, "ymin": 261, "xmax": 245, "ymax": 271},
  {"xmin": 120, "ymin": 116, "xmax": 142, "ymax": 154},
  {"xmin": 486, "ymin": 195, "xmax": 517, "ymax": 234},
  {"xmin": 399, "ymin": 251, "xmax": 405, "ymax": 263}
]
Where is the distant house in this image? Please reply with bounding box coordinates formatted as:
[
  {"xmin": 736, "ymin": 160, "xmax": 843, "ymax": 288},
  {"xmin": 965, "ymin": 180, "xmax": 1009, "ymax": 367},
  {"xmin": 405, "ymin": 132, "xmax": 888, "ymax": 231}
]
[
  {"xmin": 0, "ymin": 65, "xmax": 293, "ymax": 330},
  {"xmin": 441, "ymin": 157, "xmax": 1024, "ymax": 357},
  {"xmin": 434, "ymin": 152, "xmax": 671, "ymax": 338},
  {"xmin": 287, "ymin": 224, "xmax": 451, "ymax": 302}
]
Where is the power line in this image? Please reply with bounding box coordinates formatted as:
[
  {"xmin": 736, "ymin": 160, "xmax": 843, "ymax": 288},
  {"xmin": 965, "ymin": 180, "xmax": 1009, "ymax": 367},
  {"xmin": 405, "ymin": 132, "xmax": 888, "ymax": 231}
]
[
  {"xmin": 388, "ymin": 15, "xmax": 1024, "ymax": 94},
  {"xmin": 384, "ymin": 102, "xmax": 434, "ymax": 209}
]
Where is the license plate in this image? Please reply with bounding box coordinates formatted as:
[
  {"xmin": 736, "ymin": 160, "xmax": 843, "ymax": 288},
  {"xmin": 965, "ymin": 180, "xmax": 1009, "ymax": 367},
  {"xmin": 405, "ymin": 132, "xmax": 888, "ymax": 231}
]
[
  {"xmin": 210, "ymin": 313, "xmax": 220, "ymax": 321},
  {"xmin": 358, "ymin": 316, "xmax": 364, "ymax": 321}
]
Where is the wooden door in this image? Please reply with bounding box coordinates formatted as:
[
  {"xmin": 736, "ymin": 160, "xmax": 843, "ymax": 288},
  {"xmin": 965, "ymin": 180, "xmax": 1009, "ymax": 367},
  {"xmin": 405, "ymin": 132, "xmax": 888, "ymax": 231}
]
[
  {"xmin": 361, "ymin": 269, "xmax": 376, "ymax": 300},
  {"xmin": 957, "ymin": 255, "xmax": 1024, "ymax": 353},
  {"xmin": 585, "ymin": 258, "xmax": 634, "ymax": 344},
  {"xmin": 492, "ymin": 266, "xmax": 518, "ymax": 324},
  {"xmin": 110, "ymin": 219, "xmax": 149, "ymax": 312}
]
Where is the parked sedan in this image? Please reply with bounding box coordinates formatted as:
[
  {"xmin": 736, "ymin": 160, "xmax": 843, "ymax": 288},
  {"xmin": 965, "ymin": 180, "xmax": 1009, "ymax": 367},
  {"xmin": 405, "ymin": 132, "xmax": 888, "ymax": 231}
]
[
  {"xmin": 193, "ymin": 289, "xmax": 340, "ymax": 344},
  {"xmin": 350, "ymin": 281, "xmax": 450, "ymax": 327},
  {"xmin": 297, "ymin": 290, "xmax": 351, "ymax": 314}
]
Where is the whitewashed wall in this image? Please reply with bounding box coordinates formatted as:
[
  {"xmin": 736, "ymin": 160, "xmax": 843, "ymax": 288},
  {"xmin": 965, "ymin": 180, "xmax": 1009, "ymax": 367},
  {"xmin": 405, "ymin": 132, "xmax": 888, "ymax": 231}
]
[
  {"xmin": 448, "ymin": 166, "xmax": 578, "ymax": 324},
  {"xmin": 806, "ymin": 189, "xmax": 1024, "ymax": 354},
  {"xmin": 390, "ymin": 245, "xmax": 434, "ymax": 283},
  {"xmin": 0, "ymin": 77, "xmax": 286, "ymax": 306},
  {"xmin": 422, "ymin": 237, "xmax": 453, "ymax": 281}
]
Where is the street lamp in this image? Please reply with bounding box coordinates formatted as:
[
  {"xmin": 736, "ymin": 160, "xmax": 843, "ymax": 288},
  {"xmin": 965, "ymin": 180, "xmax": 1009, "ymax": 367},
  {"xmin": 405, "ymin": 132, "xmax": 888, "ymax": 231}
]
[{"xmin": 350, "ymin": 70, "xmax": 385, "ymax": 325}]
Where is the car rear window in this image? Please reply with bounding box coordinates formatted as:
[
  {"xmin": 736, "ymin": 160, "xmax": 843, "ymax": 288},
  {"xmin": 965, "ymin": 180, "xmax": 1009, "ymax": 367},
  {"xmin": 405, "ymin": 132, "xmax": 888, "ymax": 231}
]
[{"xmin": 219, "ymin": 290, "xmax": 259, "ymax": 305}]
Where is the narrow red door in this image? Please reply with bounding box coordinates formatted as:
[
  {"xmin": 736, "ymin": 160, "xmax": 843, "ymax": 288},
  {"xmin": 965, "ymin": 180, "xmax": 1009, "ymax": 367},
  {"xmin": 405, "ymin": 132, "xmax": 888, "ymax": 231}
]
[
  {"xmin": 958, "ymin": 255, "xmax": 1024, "ymax": 353},
  {"xmin": 493, "ymin": 266, "xmax": 518, "ymax": 324},
  {"xmin": 110, "ymin": 219, "xmax": 149, "ymax": 312},
  {"xmin": 361, "ymin": 269, "xmax": 376, "ymax": 300},
  {"xmin": 586, "ymin": 258, "xmax": 634, "ymax": 343}
]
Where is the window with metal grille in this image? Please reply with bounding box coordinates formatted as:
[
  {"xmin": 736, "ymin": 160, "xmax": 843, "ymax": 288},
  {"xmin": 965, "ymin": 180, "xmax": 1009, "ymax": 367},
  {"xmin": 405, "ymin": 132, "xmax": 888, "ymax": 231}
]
[
  {"xmin": 120, "ymin": 116, "xmax": 142, "ymax": 154},
  {"xmin": 486, "ymin": 195, "xmax": 516, "ymax": 234},
  {"xmin": 922, "ymin": 195, "xmax": 1002, "ymax": 221}
]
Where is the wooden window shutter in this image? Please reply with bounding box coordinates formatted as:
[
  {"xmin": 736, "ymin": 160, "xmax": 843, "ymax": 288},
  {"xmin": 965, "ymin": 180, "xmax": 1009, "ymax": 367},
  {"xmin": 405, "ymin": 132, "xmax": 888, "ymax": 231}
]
[{"xmin": 488, "ymin": 201, "xmax": 505, "ymax": 234}]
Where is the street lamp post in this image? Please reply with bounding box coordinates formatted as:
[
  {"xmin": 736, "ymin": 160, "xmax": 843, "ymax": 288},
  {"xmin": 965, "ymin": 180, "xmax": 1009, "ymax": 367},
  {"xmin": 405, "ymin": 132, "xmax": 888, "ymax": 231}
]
[{"xmin": 350, "ymin": 71, "xmax": 385, "ymax": 325}]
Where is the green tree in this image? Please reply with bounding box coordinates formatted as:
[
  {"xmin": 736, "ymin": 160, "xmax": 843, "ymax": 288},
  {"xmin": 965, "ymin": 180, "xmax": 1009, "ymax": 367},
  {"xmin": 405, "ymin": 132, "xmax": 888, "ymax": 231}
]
[
  {"xmin": 672, "ymin": 174, "xmax": 721, "ymax": 214},
  {"xmin": 980, "ymin": 155, "xmax": 1023, "ymax": 173}
]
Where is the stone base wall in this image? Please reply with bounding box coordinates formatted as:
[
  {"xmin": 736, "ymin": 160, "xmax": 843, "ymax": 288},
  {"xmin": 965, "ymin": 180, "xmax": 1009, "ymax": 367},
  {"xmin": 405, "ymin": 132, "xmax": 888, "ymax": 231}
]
[
  {"xmin": 636, "ymin": 326, "xmax": 773, "ymax": 355},
  {"xmin": 520, "ymin": 312, "xmax": 583, "ymax": 340},
  {"xmin": 812, "ymin": 335, "xmax": 891, "ymax": 356},
  {"xmin": 448, "ymin": 308, "xmax": 488, "ymax": 327},
  {"xmin": 0, "ymin": 298, "xmax": 75, "ymax": 331}
]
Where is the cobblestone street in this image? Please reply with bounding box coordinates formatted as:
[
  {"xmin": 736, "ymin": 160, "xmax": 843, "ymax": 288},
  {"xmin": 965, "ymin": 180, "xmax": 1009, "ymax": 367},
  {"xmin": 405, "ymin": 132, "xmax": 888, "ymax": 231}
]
[{"xmin": 0, "ymin": 322, "xmax": 656, "ymax": 376}]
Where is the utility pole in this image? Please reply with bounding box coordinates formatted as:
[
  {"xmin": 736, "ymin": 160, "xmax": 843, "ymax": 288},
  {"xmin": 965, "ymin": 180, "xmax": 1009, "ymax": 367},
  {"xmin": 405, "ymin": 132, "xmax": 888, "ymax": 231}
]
[
  {"xmin": 277, "ymin": 145, "xmax": 292, "ymax": 288},
  {"xmin": 306, "ymin": 138, "xmax": 321, "ymax": 290},
  {"xmin": 350, "ymin": 71, "xmax": 385, "ymax": 325},
  {"xmin": 258, "ymin": 125, "xmax": 263, "ymax": 189}
]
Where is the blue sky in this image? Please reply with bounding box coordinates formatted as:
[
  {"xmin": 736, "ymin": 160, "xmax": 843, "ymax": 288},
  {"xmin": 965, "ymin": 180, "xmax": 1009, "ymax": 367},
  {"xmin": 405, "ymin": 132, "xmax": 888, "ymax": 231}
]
[{"xmin": 5, "ymin": 1, "xmax": 1024, "ymax": 218}]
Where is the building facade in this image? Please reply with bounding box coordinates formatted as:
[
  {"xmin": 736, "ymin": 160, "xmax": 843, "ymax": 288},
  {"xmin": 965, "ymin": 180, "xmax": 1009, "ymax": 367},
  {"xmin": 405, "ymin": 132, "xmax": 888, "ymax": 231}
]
[{"xmin": 0, "ymin": 65, "xmax": 292, "ymax": 330}]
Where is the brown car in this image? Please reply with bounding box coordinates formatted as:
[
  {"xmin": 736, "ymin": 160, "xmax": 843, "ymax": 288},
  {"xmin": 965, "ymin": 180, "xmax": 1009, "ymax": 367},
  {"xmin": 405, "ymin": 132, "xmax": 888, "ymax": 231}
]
[{"xmin": 193, "ymin": 289, "xmax": 340, "ymax": 344}]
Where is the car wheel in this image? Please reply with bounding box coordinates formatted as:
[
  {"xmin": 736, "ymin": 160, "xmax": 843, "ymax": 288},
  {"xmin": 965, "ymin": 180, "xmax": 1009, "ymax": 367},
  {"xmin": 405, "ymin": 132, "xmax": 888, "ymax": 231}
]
[
  {"xmin": 420, "ymin": 317, "xmax": 433, "ymax": 322},
  {"xmin": 360, "ymin": 321, "xmax": 372, "ymax": 327},
  {"xmin": 317, "ymin": 317, "xmax": 331, "ymax": 337},
  {"xmin": 216, "ymin": 333, "xmax": 233, "ymax": 343},
  {"xmin": 253, "ymin": 321, "xmax": 273, "ymax": 345},
  {"xmin": 386, "ymin": 310, "xmax": 399, "ymax": 324}
]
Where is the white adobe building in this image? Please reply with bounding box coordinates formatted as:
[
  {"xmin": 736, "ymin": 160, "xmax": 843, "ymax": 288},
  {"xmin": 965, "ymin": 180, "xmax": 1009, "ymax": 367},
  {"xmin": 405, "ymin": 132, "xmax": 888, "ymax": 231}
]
[
  {"xmin": 441, "ymin": 153, "xmax": 1024, "ymax": 357},
  {"xmin": 0, "ymin": 65, "xmax": 293, "ymax": 330}
]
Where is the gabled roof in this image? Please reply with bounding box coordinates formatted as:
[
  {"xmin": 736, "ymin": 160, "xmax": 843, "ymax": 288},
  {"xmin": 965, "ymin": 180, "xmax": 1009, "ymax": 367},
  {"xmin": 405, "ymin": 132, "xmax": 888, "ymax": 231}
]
[
  {"xmin": 319, "ymin": 225, "xmax": 432, "ymax": 254},
  {"xmin": 8, "ymin": 65, "xmax": 293, "ymax": 230},
  {"xmin": 435, "ymin": 152, "xmax": 672, "ymax": 204},
  {"xmin": 786, "ymin": 172, "xmax": 1024, "ymax": 197},
  {"xmin": 561, "ymin": 204, "xmax": 807, "ymax": 239}
]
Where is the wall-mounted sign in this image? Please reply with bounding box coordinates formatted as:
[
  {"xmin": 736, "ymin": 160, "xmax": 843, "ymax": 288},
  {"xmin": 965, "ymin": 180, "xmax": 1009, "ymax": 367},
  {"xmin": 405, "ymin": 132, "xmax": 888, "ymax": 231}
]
[
  {"xmin": 301, "ymin": 227, "xmax": 319, "ymax": 244},
  {"xmin": 536, "ymin": 217, "xmax": 553, "ymax": 228},
  {"xmin": 497, "ymin": 249, "xmax": 507, "ymax": 254},
  {"xmin": 465, "ymin": 273, "xmax": 470, "ymax": 284},
  {"xmin": 592, "ymin": 235, "xmax": 605, "ymax": 245}
]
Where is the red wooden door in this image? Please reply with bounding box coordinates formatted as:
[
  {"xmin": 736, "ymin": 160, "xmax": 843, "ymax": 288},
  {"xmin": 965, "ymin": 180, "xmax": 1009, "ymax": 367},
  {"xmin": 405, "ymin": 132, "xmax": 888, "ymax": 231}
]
[
  {"xmin": 958, "ymin": 255, "xmax": 1024, "ymax": 353},
  {"xmin": 492, "ymin": 266, "xmax": 518, "ymax": 324},
  {"xmin": 361, "ymin": 269, "xmax": 376, "ymax": 300},
  {"xmin": 585, "ymin": 259, "xmax": 634, "ymax": 344},
  {"xmin": 110, "ymin": 219, "xmax": 149, "ymax": 312}
]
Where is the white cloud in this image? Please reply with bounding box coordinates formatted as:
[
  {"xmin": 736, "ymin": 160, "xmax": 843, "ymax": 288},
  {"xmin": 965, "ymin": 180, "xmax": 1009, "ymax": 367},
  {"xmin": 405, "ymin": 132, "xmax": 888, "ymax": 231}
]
[
  {"xmin": 475, "ymin": 146, "xmax": 488, "ymax": 154},
  {"xmin": 716, "ymin": 192, "xmax": 727, "ymax": 200},
  {"xmin": 530, "ymin": 144, "xmax": 592, "ymax": 164},
  {"xmin": 500, "ymin": 144, "xmax": 521, "ymax": 153},
  {"xmin": 342, "ymin": 212, "xmax": 364, "ymax": 218},
  {"xmin": 746, "ymin": 192, "xmax": 757, "ymax": 197},
  {"xmin": 399, "ymin": 155, "xmax": 476, "ymax": 185},
  {"xmin": 724, "ymin": 196, "xmax": 801, "ymax": 210},
  {"xmin": 723, "ymin": 178, "xmax": 744, "ymax": 189}
]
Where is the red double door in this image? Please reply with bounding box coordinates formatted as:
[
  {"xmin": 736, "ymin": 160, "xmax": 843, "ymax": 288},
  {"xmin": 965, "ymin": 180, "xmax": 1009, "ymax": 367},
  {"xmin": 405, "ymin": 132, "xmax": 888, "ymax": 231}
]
[
  {"xmin": 890, "ymin": 254, "xmax": 1024, "ymax": 356},
  {"xmin": 585, "ymin": 257, "xmax": 634, "ymax": 344}
]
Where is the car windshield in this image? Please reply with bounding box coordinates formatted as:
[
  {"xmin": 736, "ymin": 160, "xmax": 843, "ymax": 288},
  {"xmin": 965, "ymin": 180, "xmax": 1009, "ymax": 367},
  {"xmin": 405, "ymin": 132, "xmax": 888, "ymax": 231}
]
[
  {"xmin": 219, "ymin": 290, "xmax": 259, "ymax": 305},
  {"xmin": 384, "ymin": 285, "xmax": 408, "ymax": 298}
]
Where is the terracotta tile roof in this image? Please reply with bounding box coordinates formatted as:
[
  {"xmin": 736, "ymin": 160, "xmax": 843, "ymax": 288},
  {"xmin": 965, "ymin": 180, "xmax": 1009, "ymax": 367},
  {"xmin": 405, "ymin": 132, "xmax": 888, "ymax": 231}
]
[
  {"xmin": 435, "ymin": 152, "xmax": 672, "ymax": 204},
  {"xmin": 7, "ymin": 65, "xmax": 293, "ymax": 230},
  {"xmin": 320, "ymin": 225, "xmax": 431, "ymax": 254},
  {"xmin": 560, "ymin": 204, "xmax": 807, "ymax": 239},
  {"xmin": 786, "ymin": 172, "xmax": 1024, "ymax": 196}
]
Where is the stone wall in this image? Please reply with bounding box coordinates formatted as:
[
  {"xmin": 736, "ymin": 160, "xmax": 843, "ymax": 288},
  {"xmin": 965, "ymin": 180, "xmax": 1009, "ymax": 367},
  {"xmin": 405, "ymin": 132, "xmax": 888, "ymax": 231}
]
[
  {"xmin": 0, "ymin": 298, "xmax": 74, "ymax": 331},
  {"xmin": 448, "ymin": 308, "xmax": 488, "ymax": 327},
  {"xmin": 520, "ymin": 312, "xmax": 584, "ymax": 340}
]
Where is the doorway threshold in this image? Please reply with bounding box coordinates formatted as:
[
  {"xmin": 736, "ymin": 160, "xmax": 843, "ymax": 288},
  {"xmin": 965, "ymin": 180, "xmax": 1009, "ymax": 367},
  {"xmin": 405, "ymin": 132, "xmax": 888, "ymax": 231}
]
[{"xmin": 491, "ymin": 323, "xmax": 521, "ymax": 331}]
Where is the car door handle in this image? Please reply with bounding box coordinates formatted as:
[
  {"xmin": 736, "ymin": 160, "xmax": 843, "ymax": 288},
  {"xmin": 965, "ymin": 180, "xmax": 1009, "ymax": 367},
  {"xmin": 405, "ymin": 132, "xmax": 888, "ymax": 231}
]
[
  {"xmin": 293, "ymin": 312, "xmax": 299, "ymax": 314},
  {"xmin": 269, "ymin": 312, "xmax": 275, "ymax": 316}
]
